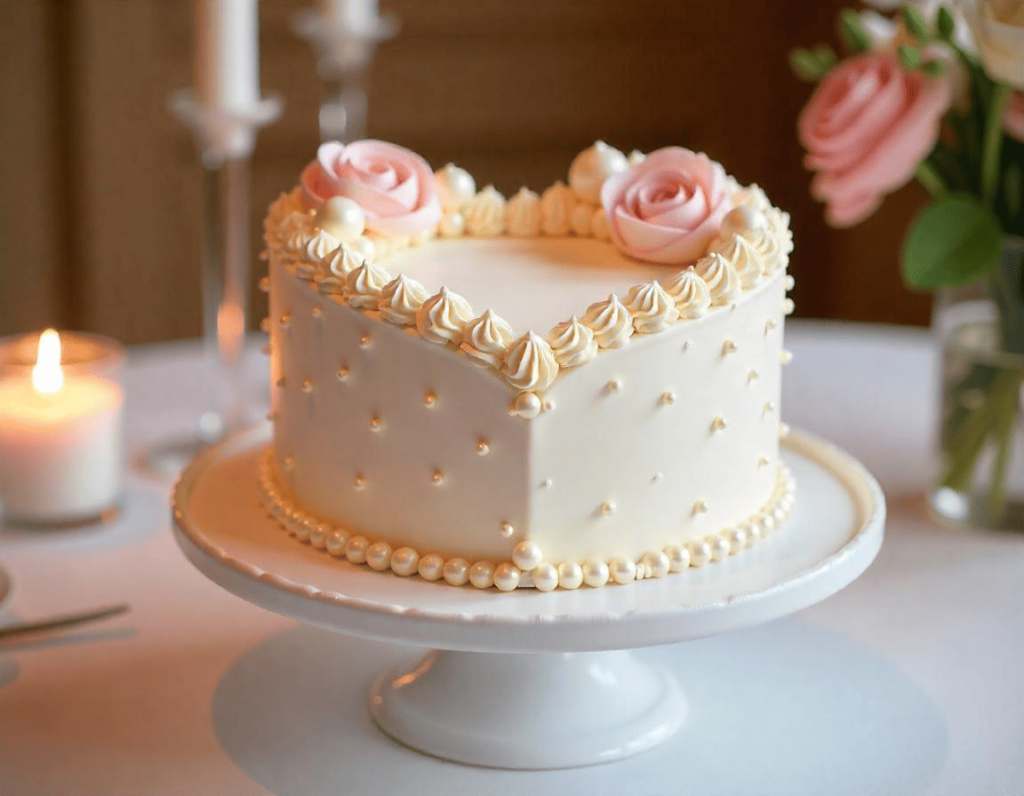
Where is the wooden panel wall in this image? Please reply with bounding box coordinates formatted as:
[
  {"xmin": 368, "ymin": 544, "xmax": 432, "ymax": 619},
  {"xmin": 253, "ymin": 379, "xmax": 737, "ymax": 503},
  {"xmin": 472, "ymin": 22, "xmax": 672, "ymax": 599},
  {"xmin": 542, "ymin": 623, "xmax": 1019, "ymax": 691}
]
[{"xmin": 0, "ymin": 0, "xmax": 932, "ymax": 345}]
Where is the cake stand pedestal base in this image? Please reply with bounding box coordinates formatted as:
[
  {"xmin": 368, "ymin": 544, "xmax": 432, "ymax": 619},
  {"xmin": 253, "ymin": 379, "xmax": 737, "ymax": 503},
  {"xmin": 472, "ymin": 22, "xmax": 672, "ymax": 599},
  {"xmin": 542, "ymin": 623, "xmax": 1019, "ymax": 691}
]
[
  {"xmin": 172, "ymin": 424, "xmax": 884, "ymax": 770},
  {"xmin": 371, "ymin": 649, "xmax": 684, "ymax": 769}
]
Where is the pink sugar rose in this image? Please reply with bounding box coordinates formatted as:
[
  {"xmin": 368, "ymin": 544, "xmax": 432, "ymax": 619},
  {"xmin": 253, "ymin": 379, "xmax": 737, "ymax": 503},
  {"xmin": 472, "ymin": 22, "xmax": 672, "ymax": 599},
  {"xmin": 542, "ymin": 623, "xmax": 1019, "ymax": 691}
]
[
  {"xmin": 1005, "ymin": 91, "xmax": 1024, "ymax": 142},
  {"xmin": 799, "ymin": 51, "xmax": 952, "ymax": 227},
  {"xmin": 600, "ymin": 147, "xmax": 731, "ymax": 265},
  {"xmin": 301, "ymin": 140, "xmax": 442, "ymax": 236}
]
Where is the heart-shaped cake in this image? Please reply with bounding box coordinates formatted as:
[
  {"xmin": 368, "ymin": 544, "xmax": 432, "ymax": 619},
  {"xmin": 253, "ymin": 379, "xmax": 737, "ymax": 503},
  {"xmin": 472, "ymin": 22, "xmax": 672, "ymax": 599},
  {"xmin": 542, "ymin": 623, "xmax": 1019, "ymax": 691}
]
[{"xmin": 259, "ymin": 140, "xmax": 795, "ymax": 591}]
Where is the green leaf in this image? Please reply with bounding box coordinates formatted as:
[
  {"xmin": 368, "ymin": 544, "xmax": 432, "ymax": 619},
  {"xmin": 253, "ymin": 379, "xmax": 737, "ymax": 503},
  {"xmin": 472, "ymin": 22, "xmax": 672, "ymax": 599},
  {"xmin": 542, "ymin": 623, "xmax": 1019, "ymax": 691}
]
[
  {"xmin": 937, "ymin": 5, "xmax": 957, "ymax": 41},
  {"xmin": 838, "ymin": 9, "xmax": 872, "ymax": 52},
  {"xmin": 898, "ymin": 44, "xmax": 922, "ymax": 69},
  {"xmin": 901, "ymin": 5, "xmax": 930, "ymax": 39},
  {"xmin": 789, "ymin": 47, "xmax": 828, "ymax": 81},
  {"xmin": 811, "ymin": 44, "xmax": 838, "ymax": 73},
  {"xmin": 922, "ymin": 59, "xmax": 946, "ymax": 77},
  {"xmin": 902, "ymin": 194, "xmax": 1003, "ymax": 289},
  {"xmin": 1005, "ymin": 161, "xmax": 1023, "ymax": 219}
]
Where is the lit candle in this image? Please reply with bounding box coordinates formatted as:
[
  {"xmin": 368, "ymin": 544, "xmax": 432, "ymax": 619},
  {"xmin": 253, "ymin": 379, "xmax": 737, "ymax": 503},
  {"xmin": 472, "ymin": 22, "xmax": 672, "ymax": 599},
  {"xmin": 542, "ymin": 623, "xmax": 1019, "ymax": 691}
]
[
  {"xmin": 194, "ymin": 0, "xmax": 261, "ymax": 111},
  {"xmin": 0, "ymin": 330, "xmax": 124, "ymax": 525},
  {"xmin": 319, "ymin": 0, "xmax": 378, "ymax": 32}
]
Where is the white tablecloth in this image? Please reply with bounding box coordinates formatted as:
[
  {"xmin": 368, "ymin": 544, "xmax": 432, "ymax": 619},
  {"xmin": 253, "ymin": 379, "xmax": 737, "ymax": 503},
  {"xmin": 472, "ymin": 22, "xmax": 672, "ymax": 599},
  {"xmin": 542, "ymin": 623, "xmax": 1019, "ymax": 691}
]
[{"xmin": 2, "ymin": 321, "xmax": 1022, "ymax": 795}]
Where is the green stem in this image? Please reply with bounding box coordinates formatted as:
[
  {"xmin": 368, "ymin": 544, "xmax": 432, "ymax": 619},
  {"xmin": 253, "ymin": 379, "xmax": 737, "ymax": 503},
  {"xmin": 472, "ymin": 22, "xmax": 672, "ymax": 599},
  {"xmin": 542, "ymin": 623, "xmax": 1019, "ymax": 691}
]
[
  {"xmin": 982, "ymin": 83, "xmax": 1012, "ymax": 206},
  {"xmin": 915, "ymin": 161, "xmax": 947, "ymax": 198}
]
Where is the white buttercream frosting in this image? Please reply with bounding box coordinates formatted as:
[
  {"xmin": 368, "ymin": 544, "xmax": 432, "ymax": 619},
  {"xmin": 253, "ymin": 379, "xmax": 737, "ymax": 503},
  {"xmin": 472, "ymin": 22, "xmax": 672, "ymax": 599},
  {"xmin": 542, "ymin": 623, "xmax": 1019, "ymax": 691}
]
[
  {"xmin": 693, "ymin": 252, "xmax": 740, "ymax": 306},
  {"xmin": 459, "ymin": 309, "xmax": 516, "ymax": 368},
  {"xmin": 434, "ymin": 163, "xmax": 476, "ymax": 211},
  {"xmin": 591, "ymin": 208, "xmax": 611, "ymax": 241},
  {"xmin": 540, "ymin": 181, "xmax": 577, "ymax": 236},
  {"xmin": 712, "ymin": 234, "xmax": 765, "ymax": 290},
  {"xmin": 465, "ymin": 186, "xmax": 507, "ymax": 237},
  {"xmin": 568, "ymin": 141, "xmax": 628, "ymax": 204},
  {"xmin": 439, "ymin": 211, "xmax": 465, "ymax": 238},
  {"xmin": 582, "ymin": 294, "xmax": 634, "ymax": 348},
  {"xmin": 416, "ymin": 286, "xmax": 475, "ymax": 345},
  {"xmin": 305, "ymin": 229, "xmax": 341, "ymax": 262},
  {"xmin": 548, "ymin": 316, "xmax": 597, "ymax": 368},
  {"xmin": 661, "ymin": 267, "xmax": 711, "ymax": 319},
  {"xmin": 328, "ymin": 243, "xmax": 367, "ymax": 277},
  {"xmin": 506, "ymin": 188, "xmax": 542, "ymax": 238},
  {"xmin": 625, "ymin": 281, "xmax": 680, "ymax": 334},
  {"xmin": 379, "ymin": 274, "xmax": 430, "ymax": 325},
  {"xmin": 627, "ymin": 150, "xmax": 645, "ymax": 167},
  {"xmin": 502, "ymin": 331, "xmax": 559, "ymax": 392},
  {"xmin": 345, "ymin": 261, "xmax": 391, "ymax": 308},
  {"xmin": 570, "ymin": 203, "xmax": 595, "ymax": 237}
]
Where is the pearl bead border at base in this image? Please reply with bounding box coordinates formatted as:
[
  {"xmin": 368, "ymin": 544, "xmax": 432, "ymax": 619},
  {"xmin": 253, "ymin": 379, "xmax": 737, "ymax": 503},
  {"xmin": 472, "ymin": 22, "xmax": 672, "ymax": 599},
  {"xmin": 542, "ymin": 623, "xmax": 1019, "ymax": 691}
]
[{"xmin": 257, "ymin": 448, "xmax": 795, "ymax": 592}]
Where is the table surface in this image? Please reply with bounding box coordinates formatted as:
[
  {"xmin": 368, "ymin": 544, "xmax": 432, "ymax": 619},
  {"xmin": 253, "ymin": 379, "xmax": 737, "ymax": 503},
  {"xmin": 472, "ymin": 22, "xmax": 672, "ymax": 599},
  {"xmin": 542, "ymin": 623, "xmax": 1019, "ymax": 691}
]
[{"xmin": 2, "ymin": 320, "xmax": 1022, "ymax": 796}]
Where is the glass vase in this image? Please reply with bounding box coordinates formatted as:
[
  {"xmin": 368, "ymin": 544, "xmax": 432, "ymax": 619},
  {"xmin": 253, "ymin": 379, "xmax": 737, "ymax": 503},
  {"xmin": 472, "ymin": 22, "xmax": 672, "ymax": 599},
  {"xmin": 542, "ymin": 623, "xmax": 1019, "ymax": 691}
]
[{"xmin": 930, "ymin": 236, "xmax": 1024, "ymax": 530}]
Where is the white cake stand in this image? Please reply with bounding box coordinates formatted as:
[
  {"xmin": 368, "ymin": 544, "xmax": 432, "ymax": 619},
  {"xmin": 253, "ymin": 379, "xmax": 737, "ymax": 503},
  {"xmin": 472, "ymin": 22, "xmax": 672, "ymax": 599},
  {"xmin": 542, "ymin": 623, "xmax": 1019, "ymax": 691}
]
[{"xmin": 172, "ymin": 425, "xmax": 884, "ymax": 770}]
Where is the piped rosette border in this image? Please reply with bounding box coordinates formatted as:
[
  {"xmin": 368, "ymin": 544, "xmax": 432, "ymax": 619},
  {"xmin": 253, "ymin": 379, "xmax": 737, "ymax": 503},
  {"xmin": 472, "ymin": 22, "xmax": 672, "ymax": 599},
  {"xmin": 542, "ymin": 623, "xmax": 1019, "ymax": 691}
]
[{"xmin": 262, "ymin": 140, "xmax": 795, "ymax": 420}]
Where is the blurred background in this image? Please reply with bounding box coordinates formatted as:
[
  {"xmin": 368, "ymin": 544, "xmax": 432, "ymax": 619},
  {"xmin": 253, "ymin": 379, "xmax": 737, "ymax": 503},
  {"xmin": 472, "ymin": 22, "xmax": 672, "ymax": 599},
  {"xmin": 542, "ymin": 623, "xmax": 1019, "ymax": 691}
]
[{"xmin": 0, "ymin": 0, "xmax": 934, "ymax": 346}]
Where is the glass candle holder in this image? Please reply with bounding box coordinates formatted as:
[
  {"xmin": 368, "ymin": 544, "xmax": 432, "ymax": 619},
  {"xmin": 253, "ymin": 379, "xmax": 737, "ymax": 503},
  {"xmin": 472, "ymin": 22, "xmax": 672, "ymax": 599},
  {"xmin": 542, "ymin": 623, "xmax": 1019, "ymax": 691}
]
[{"xmin": 0, "ymin": 330, "xmax": 125, "ymax": 527}]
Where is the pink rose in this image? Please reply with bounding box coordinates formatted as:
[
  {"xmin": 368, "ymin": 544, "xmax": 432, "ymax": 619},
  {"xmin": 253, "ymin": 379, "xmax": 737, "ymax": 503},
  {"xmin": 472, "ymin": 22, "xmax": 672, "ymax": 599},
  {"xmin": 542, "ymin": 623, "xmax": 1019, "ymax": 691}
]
[
  {"xmin": 301, "ymin": 140, "xmax": 442, "ymax": 236},
  {"xmin": 1004, "ymin": 91, "xmax": 1024, "ymax": 142},
  {"xmin": 799, "ymin": 52, "xmax": 952, "ymax": 227},
  {"xmin": 600, "ymin": 147, "xmax": 731, "ymax": 265}
]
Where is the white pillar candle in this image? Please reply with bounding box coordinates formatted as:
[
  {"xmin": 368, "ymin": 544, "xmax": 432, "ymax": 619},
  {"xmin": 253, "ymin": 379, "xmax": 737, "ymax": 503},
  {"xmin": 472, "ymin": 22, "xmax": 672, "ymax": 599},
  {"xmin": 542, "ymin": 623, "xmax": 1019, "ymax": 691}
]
[
  {"xmin": 320, "ymin": 0, "xmax": 378, "ymax": 32},
  {"xmin": 194, "ymin": 0, "xmax": 261, "ymax": 111},
  {"xmin": 0, "ymin": 331, "xmax": 124, "ymax": 525}
]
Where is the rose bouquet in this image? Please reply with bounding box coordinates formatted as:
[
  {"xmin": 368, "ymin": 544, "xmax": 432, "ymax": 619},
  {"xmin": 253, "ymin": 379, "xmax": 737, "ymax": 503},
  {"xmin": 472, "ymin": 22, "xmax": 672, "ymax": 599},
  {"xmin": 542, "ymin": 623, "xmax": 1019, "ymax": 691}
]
[{"xmin": 790, "ymin": 0, "xmax": 1024, "ymax": 524}]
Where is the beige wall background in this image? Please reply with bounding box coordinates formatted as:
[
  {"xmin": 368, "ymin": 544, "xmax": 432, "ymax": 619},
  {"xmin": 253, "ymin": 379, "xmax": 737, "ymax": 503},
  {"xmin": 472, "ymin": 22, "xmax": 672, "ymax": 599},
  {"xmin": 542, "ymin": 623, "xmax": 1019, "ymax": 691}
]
[{"xmin": 0, "ymin": 0, "xmax": 933, "ymax": 345}]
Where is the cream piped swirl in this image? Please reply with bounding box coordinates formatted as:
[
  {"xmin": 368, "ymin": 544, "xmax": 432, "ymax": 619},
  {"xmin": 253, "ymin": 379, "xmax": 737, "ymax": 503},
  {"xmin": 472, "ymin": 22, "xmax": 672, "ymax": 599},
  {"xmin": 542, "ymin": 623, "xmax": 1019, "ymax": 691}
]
[
  {"xmin": 582, "ymin": 294, "xmax": 634, "ymax": 348},
  {"xmin": 693, "ymin": 252, "xmax": 740, "ymax": 306},
  {"xmin": 661, "ymin": 267, "xmax": 711, "ymax": 319},
  {"xmin": 506, "ymin": 188, "xmax": 543, "ymax": 238},
  {"xmin": 548, "ymin": 316, "xmax": 597, "ymax": 368},
  {"xmin": 416, "ymin": 287, "xmax": 474, "ymax": 345},
  {"xmin": 502, "ymin": 331, "xmax": 559, "ymax": 392},
  {"xmin": 460, "ymin": 309, "xmax": 516, "ymax": 368},
  {"xmin": 711, "ymin": 234, "xmax": 764, "ymax": 289},
  {"xmin": 345, "ymin": 261, "xmax": 391, "ymax": 308},
  {"xmin": 540, "ymin": 181, "xmax": 576, "ymax": 236},
  {"xmin": 465, "ymin": 186, "xmax": 507, "ymax": 237},
  {"xmin": 625, "ymin": 281, "xmax": 680, "ymax": 334},
  {"xmin": 305, "ymin": 229, "xmax": 340, "ymax": 263},
  {"xmin": 378, "ymin": 274, "xmax": 430, "ymax": 325},
  {"xmin": 328, "ymin": 243, "xmax": 367, "ymax": 277}
]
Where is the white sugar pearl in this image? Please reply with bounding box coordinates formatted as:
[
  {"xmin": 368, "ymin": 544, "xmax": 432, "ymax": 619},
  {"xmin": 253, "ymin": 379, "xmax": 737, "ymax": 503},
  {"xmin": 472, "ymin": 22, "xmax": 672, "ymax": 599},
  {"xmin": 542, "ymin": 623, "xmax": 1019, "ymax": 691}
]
[
  {"xmin": 347, "ymin": 235, "xmax": 376, "ymax": 264},
  {"xmin": 735, "ymin": 521, "xmax": 756, "ymax": 549},
  {"xmin": 512, "ymin": 540, "xmax": 543, "ymax": 571},
  {"xmin": 643, "ymin": 551, "xmax": 671, "ymax": 579},
  {"xmin": 294, "ymin": 517, "xmax": 315, "ymax": 542},
  {"xmin": 326, "ymin": 530, "xmax": 349, "ymax": 556},
  {"xmin": 665, "ymin": 545, "xmax": 690, "ymax": 572},
  {"xmin": 709, "ymin": 535, "xmax": 730, "ymax": 563},
  {"xmin": 443, "ymin": 557, "xmax": 470, "ymax": 586},
  {"xmin": 435, "ymin": 164, "xmax": 476, "ymax": 211},
  {"xmin": 309, "ymin": 523, "xmax": 328, "ymax": 550},
  {"xmin": 720, "ymin": 205, "xmax": 767, "ymax": 239},
  {"xmin": 469, "ymin": 561, "xmax": 496, "ymax": 590},
  {"xmin": 493, "ymin": 563, "xmax": 521, "ymax": 592},
  {"xmin": 609, "ymin": 558, "xmax": 637, "ymax": 585},
  {"xmin": 315, "ymin": 196, "xmax": 365, "ymax": 242},
  {"xmin": 390, "ymin": 547, "xmax": 419, "ymax": 577},
  {"xmin": 366, "ymin": 541, "xmax": 393, "ymax": 571},
  {"xmin": 558, "ymin": 561, "xmax": 584, "ymax": 590},
  {"xmin": 582, "ymin": 558, "xmax": 610, "ymax": 588},
  {"xmin": 345, "ymin": 535, "xmax": 369, "ymax": 564},
  {"xmin": 687, "ymin": 539, "xmax": 711, "ymax": 568},
  {"xmin": 724, "ymin": 527, "xmax": 747, "ymax": 555},
  {"xmin": 418, "ymin": 553, "xmax": 444, "ymax": 581},
  {"xmin": 532, "ymin": 562, "xmax": 559, "ymax": 592}
]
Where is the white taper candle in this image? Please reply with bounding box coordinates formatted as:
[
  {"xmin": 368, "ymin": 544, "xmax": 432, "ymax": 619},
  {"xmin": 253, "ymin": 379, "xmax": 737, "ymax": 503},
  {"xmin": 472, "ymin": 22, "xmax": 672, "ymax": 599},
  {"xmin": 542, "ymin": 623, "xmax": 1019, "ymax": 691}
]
[{"xmin": 194, "ymin": 0, "xmax": 261, "ymax": 111}]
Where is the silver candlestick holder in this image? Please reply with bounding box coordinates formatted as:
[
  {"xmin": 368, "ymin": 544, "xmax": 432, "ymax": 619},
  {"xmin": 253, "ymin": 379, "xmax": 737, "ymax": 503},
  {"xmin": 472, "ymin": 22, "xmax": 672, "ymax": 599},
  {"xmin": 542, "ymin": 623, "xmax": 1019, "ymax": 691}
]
[
  {"xmin": 143, "ymin": 89, "xmax": 282, "ymax": 478},
  {"xmin": 292, "ymin": 8, "xmax": 398, "ymax": 142}
]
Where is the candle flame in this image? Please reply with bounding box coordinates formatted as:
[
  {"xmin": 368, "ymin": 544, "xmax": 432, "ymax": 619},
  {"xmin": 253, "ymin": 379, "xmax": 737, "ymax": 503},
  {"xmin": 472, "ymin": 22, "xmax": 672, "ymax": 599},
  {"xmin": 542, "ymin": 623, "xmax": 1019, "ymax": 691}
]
[{"xmin": 32, "ymin": 329, "xmax": 64, "ymax": 395}]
